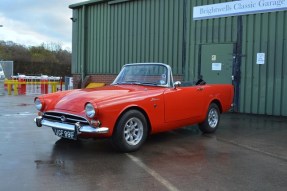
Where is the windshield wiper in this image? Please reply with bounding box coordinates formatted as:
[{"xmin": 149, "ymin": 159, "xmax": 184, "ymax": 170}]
[
  {"xmin": 114, "ymin": 81, "xmax": 141, "ymax": 85},
  {"xmin": 140, "ymin": 82, "xmax": 159, "ymax": 86},
  {"xmin": 124, "ymin": 81, "xmax": 159, "ymax": 86},
  {"xmin": 114, "ymin": 81, "xmax": 159, "ymax": 86},
  {"xmin": 125, "ymin": 81, "xmax": 141, "ymax": 84}
]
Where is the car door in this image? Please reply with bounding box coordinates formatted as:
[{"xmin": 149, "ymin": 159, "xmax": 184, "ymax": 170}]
[{"xmin": 163, "ymin": 86, "xmax": 206, "ymax": 123}]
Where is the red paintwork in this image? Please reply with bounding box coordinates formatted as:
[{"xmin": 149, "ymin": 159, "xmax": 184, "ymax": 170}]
[{"xmin": 37, "ymin": 84, "xmax": 234, "ymax": 138}]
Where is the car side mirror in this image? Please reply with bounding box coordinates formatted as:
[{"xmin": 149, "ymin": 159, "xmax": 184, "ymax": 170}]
[{"xmin": 174, "ymin": 81, "xmax": 181, "ymax": 89}]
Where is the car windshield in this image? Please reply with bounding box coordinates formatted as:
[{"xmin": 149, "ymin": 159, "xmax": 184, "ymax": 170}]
[{"xmin": 113, "ymin": 64, "xmax": 168, "ymax": 86}]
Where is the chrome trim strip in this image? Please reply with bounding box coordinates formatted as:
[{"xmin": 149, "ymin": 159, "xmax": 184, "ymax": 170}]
[{"xmin": 34, "ymin": 117, "xmax": 109, "ymax": 134}]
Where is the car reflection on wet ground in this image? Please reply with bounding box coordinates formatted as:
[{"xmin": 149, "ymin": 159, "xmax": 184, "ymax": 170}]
[{"xmin": 0, "ymin": 95, "xmax": 287, "ymax": 191}]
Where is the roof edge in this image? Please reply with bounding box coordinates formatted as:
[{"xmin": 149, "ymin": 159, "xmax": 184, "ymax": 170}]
[
  {"xmin": 69, "ymin": 0, "xmax": 108, "ymax": 9},
  {"xmin": 69, "ymin": 0, "xmax": 134, "ymax": 9}
]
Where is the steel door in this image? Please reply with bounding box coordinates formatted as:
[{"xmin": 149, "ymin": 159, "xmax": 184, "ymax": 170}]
[{"xmin": 200, "ymin": 44, "xmax": 234, "ymax": 84}]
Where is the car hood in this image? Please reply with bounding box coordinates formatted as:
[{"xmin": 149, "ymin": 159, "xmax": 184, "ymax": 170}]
[{"xmin": 48, "ymin": 85, "xmax": 163, "ymax": 112}]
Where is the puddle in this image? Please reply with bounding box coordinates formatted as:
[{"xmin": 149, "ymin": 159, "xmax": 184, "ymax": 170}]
[
  {"xmin": 34, "ymin": 159, "xmax": 65, "ymax": 169},
  {"xmin": 0, "ymin": 112, "xmax": 35, "ymax": 117},
  {"xmin": 17, "ymin": 103, "xmax": 33, "ymax": 107}
]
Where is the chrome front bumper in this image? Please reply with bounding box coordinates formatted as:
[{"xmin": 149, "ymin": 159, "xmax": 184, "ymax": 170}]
[{"xmin": 34, "ymin": 116, "xmax": 109, "ymax": 134}]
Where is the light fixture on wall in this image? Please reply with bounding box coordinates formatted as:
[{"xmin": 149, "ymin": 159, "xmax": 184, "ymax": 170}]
[{"xmin": 70, "ymin": 18, "xmax": 77, "ymax": 22}]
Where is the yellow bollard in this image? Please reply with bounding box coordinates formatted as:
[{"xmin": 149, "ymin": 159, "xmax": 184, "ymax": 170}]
[
  {"xmin": 4, "ymin": 80, "xmax": 12, "ymax": 95},
  {"xmin": 7, "ymin": 82, "xmax": 11, "ymax": 95},
  {"xmin": 14, "ymin": 81, "xmax": 18, "ymax": 96},
  {"xmin": 54, "ymin": 83, "xmax": 58, "ymax": 92},
  {"xmin": 51, "ymin": 82, "xmax": 59, "ymax": 93},
  {"xmin": 4, "ymin": 80, "xmax": 9, "ymax": 95}
]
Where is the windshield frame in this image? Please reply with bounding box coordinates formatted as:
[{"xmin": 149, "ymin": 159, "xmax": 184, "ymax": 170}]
[{"xmin": 112, "ymin": 63, "xmax": 174, "ymax": 88}]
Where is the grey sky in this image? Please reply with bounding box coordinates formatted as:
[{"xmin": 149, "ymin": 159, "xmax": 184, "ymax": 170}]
[{"xmin": 0, "ymin": 0, "xmax": 84, "ymax": 51}]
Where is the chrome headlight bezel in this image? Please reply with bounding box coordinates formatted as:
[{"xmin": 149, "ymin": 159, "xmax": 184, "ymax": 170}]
[
  {"xmin": 85, "ymin": 103, "xmax": 96, "ymax": 118},
  {"xmin": 34, "ymin": 98, "xmax": 43, "ymax": 111}
]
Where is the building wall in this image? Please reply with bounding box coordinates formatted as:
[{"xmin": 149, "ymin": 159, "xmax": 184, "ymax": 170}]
[
  {"xmin": 240, "ymin": 12, "xmax": 287, "ymax": 116},
  {"xmin": 71, "ymin": 0, "xmax": 186, "ymax": 76},
  {"xmin": 70, "ymin": 0, "xmax": 287, "ymax": 116},
  {"xmin": 186, "ymin": 0, "xmax": 237, "ymax": 81}
]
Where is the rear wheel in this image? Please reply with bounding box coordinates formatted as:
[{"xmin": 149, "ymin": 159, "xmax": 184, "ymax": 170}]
[
  {"xmin": 199, "ymin": 103, "xmax": 220, "ymax": 133},
  {"xmin": 112, "ymin": 110, "xmax": 148, "ymax": 152}
]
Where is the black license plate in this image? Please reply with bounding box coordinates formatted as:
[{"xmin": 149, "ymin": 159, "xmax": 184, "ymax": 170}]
[{"xmin": 52, "ymin": 128, "xmax": 76, "ymax": 140}]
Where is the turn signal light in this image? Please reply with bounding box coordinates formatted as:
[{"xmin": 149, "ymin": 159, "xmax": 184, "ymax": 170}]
[{"xmin": 91, "ymin": 120, "xmax": 101, "ymax": 127}]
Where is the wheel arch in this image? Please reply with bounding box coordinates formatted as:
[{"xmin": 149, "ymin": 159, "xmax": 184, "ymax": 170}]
[
  {"xmin": 113, "ymin": 106, "xmax": 152, "ymax": 136},
  {"xmin": 210, "ymin": 99, "xmax": 223, "ymax": 113},
  {"xmin": 199, "ymin": 99, "xmax": 221, "ymax": 134}
]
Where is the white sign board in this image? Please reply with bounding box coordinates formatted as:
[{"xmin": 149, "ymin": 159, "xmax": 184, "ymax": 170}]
[
  {"xmin": 69, "ymin": 77, "xmax": 74, "ymax": 87},
  {"xmin": 212, "ymin": 63, "xmax": 222, "ymax": 71},
  {"xmin": 193, "ymin": 0, "xmax": 287, "ymax": 20},
  {"xmin": 257, "ymin": 53, "xmax": 265, "ymax": 64}
]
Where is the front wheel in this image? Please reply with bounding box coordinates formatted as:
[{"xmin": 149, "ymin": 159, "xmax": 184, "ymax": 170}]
[
  {"xmin": 199, "ymin": 103, "xmax": 220, "ymax": 134},
  {"xmin": 112, "ymin": 110, "xmax": 148, "ymax": 152}
]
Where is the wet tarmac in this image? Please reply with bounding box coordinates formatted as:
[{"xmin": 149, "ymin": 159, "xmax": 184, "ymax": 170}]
[{"xmin": 0, "ymin": 95, "xmax": 287, "ymax": 191}]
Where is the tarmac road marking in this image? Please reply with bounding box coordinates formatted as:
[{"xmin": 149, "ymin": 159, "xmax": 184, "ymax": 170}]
[{"xmin": 126, "ymin": 154, "xmax": 179, "ymax": 191}]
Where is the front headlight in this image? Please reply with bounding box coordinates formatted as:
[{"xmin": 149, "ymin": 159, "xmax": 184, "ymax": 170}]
[
  {"xmin": 34, "ymin": 98, "xmax": 43, "ymax": 111},
  {"xmin": 85, "ymin": 103, "xmax": 96, "ymax": 118}
]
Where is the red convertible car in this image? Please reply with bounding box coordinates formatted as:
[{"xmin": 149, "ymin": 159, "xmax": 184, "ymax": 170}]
[{"xmin": 34, "ymin": 63, "xmax": 234, "ymax": 152}]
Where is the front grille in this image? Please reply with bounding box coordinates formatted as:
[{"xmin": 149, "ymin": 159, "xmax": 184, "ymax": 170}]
[{"xmin": 43, "ymin": 112, "xmax": 90, "ymax": 125}]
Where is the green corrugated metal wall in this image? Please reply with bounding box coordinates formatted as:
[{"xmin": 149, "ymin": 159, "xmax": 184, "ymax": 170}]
[
  {"xmin": 186, "ymin": 0, "xmax": 237, "ymax": 82},
  {"xmin": 72, "ymin": 0, "xmax": 185, "ymax": 75},
  {"xmin": 240, "ymin": 12, "xmax": 287, "ymax": 116},
  {"xmin": 70, "ymin": 0, "xmax": 287, "ymax": 116}
]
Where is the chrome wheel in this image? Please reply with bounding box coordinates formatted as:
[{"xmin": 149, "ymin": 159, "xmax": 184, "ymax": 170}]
[
  {"xmin": 112, "ymin": 110, "xmax": 148, "ymax": 152},
  {"xmin": 208, "ymin": 108, "xmax": 219, "ymax": 128},
  {"xmin": 199, "ymin": 103, "xmax": 220, "ymax": 134},
  {"xmin": 124, "ymin": 117, "xmax": 143, "ymax": 146}
]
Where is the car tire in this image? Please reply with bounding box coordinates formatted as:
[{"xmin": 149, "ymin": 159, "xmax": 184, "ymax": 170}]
[
  {"xmin": 199, "ymin": 103, "xmax": 220, "ymax": 134},
  {"xmin": 112, "ymin": 110, "xmax": 148, "ymax": 152}
]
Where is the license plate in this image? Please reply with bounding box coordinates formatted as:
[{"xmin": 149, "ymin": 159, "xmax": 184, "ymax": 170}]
[{"xmin": 52, "ymin": 128, "xmax": 76, "ymax": 140}]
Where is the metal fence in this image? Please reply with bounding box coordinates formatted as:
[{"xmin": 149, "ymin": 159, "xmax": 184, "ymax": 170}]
[
  {"xmin": 0, "ymin": 79, "xmax": 4, "ymax": 96},
  {"xmin": 0, "ymin": 61, "xmax": 13, "ymax": 79},
  {"xmin": 4, "ymin": 75, "xmax": 63, "ymax": 96}
]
